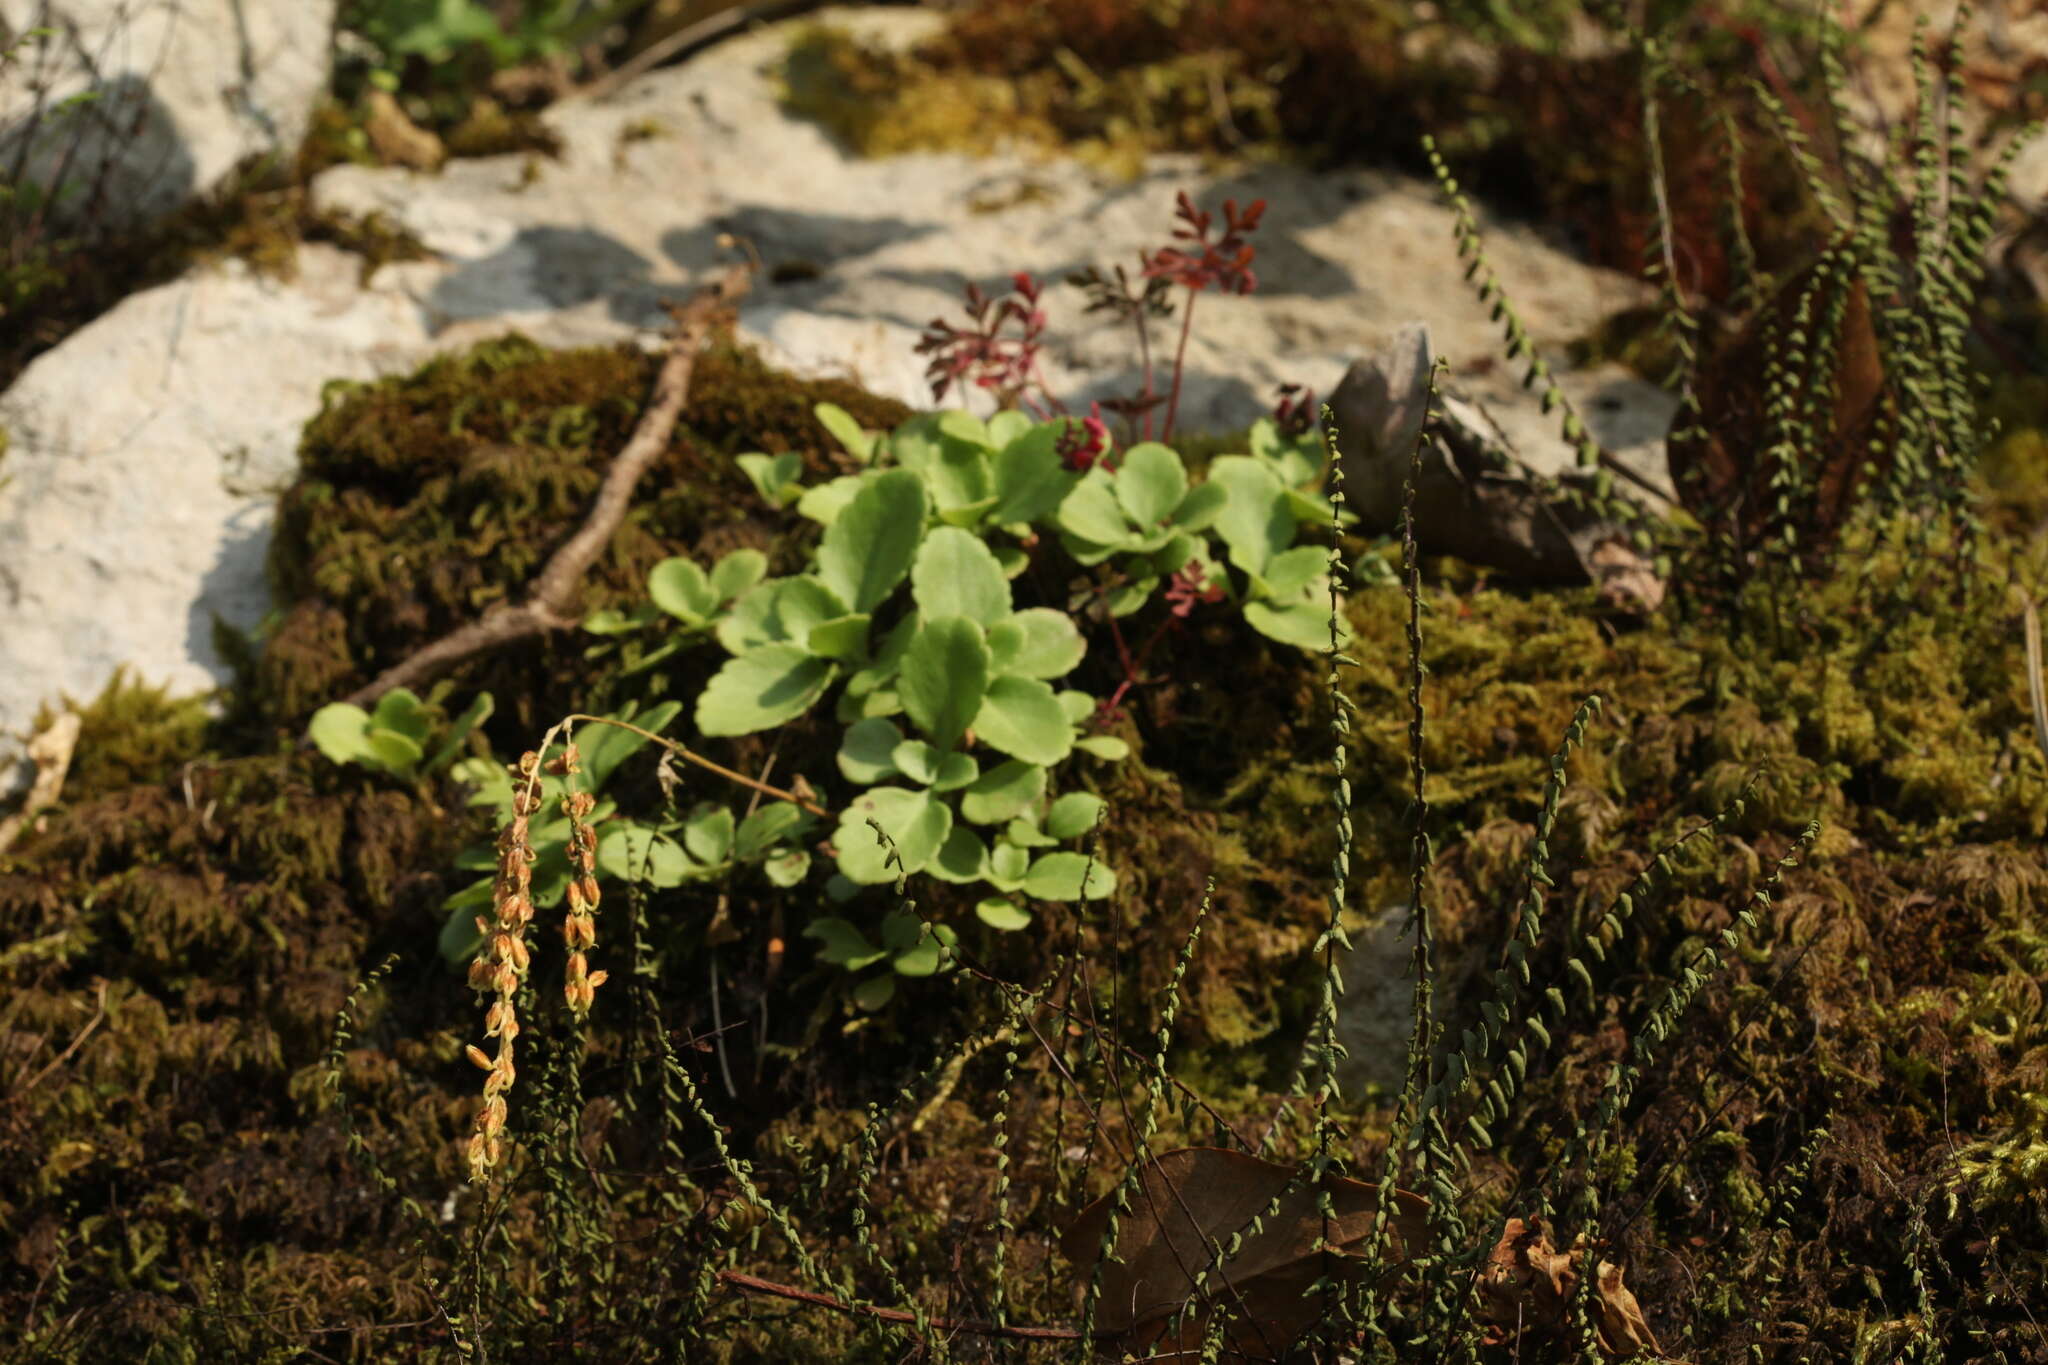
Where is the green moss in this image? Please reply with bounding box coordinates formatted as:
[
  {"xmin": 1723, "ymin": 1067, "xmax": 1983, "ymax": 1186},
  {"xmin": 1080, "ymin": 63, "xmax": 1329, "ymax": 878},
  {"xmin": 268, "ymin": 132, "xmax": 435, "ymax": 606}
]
[
  {"xmin": 257, "ymin": 332, "xmax": 912, "ymax": 726},
  {"xmin": 30, "ymin": 668, "xmax": 211, "ymax": 806}
]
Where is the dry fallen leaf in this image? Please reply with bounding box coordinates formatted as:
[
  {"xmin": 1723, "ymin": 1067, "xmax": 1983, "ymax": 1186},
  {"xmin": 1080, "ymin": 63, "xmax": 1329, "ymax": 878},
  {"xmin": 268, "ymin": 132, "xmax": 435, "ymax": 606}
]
[
  {"xmin": 1060, "ymin": 1146, "xmax": 1428, "ymax": 1362},
  {"xmin": 1476, "ymin": 1216, "xmax": 1665, "ymax": 1357}
]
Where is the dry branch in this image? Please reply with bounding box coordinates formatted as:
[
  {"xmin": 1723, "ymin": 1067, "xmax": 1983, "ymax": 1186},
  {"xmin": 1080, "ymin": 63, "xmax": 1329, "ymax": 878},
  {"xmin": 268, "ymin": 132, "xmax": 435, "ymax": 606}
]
[{"xmin": 337, "ymin": 263, "xmax": 753, "ymax": 709}]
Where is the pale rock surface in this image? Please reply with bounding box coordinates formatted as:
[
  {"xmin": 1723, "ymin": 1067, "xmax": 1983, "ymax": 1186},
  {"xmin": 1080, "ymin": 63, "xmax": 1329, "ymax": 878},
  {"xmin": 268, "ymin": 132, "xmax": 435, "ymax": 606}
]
[
  {"xmin": 0, "ymin": 0, "xmax": 336, "ymax": 230},
  {"xmin": 0, "ymin": 4, "xmax": 1675, "ymax": 785}
]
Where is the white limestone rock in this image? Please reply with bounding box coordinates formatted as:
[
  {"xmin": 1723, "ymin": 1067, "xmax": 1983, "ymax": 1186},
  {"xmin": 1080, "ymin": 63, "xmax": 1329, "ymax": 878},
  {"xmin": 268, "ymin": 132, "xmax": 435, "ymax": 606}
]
[{"xmin": 0, "ymin": 0, "xmax": 336, "ymax": 231}]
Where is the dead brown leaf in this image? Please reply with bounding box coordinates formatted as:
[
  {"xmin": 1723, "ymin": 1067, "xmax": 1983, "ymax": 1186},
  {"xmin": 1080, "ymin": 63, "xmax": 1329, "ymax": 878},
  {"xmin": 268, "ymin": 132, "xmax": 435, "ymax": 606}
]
[
  {"xmin": 1476, "ymin": 1216, "xmax": 1666, "ymax": 1357},
  {"xmin": 1059, "ymin": 1146, "xmax": 1428, "ymax": 1362}
]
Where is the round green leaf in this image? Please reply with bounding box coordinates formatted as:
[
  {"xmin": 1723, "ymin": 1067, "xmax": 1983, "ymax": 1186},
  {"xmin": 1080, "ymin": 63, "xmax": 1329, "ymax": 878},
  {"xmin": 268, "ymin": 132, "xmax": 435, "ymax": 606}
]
[
  {"xmin": 365, "ymin": 729, "xmax": 424, "ymax": 775},
  {"xmin": 1045, "ymin": 792, "xmax": 1107, "ymax": 840},
  {"xmin": 737, "ymin": 802, "xmax": 808, "ymax": 858},
  {"xmin": 598, "ymin": 825, "xmax": 695, "ymax": 888},
  {"xmin": 682, "ymin": 804, "xmax": 736, "ymax": 865},
  {"xmin": 763, "ymin": 848, "xmax": 811, "ymax": 887},
  {"xmin": 306, "ymin": 703, "xmax": 374, "ymax": 767},
  {"xmin": 1114, "ymin": 442, "xmax": 1188, "ymax": 528},
  {"xmin": 1170, "ymin": 480, "xmax": 1229, "ymax": 531},
  {"xmin": 890, "ymin": 739, "xmax": 943, "ymax": 786},
  {"xmin": 928, "ymin": 825, "xmax": 991, "ymax": 883},
  {"xmin": 1001, "ymin": 608, "xmax": 1086, "ymax": 679},
  {"xmin": 1023, "ymin": 852, "xmax": 1117, "ymax": 901},
  {"xmin": 1055, "ymin": 469, "xmax": 1133, "ymax": 546},
  {"xmin": 975, "ymin": 898, "xmax": 1032, "ymax": 930},
  {"xmin": 838, "ymin": 717, "xmax": 906, "ymax": 783},
  {"xmin": 990, "ymin": 421, "xmax": 1078, "ymax": 526},
  {"xmin": 819, "ymin": 469, "xmax": 928, "ymax": 614},
  {"xmin": 710, "ymin": 549, "xmax": 769, "ymax": 603},
  {"xmin": 696, "ymin": 646, "xmax": 837, "ymax": 736},
  {"xmin": 1244, "ymin": 599, "xmax": 1349, "ymax": 651},
  {"xmin": 853, "ymin": 974, "xmax": 897, "ymax": 1009},
  {"xmin": 805, "ymin": 917, "xmax": 887, "ymax": 971},
  {"xmin": 898, "ymin": 616, "xmax": 990, "ymax": 754},
  {"xmin": 911, "ymin": 526, "xmax": 1012, "ymax": 625},
  {"xmin": 960, "ymin": 759, "xmax": 1046, "ymax": 825},
  {"xmin": 972, "ymin": 675, "xmax": 1073, "ymax": 766},
  {"xmin": 808, "ymin": 613, "xmax": 872, "ymax": 662},
  {"xmin": 1207, "ymin": 455, "xmax": 1292, "ymax": 574},
  {"xmin": 988, "ymin": 842, "xmax": 1031, "ymax": 887},
  {"xmin": 1075, "ymin": 735, "xmax": 1131, "ymax": 761},
  {"xmin": 929, "ymin": 752, "xmax": 980, "ymax": 792},
  {"xmin": 649, "ymin": 557, "xmax": 718, "ymax": 622},
  {"xmin": 833, "ymin": 787, "xmax": 952, "ymax": 884}
]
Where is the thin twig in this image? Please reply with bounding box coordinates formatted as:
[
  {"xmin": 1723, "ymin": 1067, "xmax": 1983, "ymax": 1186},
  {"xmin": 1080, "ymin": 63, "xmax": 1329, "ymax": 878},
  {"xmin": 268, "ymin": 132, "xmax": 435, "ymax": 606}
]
[
  {"xmin": 337, "ymin": 263, "xmax": 753, "ymax": 708},
  {"xmin": 715, "ymin": 1269, "xmax": 1110, "ymax": 1342},
  {"xmin": 2022, "ymin": 591, "xmax": 2048, "ymax": 768}
]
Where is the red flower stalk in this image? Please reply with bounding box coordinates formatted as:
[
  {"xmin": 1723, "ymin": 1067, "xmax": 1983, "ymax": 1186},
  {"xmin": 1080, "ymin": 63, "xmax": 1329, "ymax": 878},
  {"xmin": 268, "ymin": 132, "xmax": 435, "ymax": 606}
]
[
  {"xmin": 915, "ymin": 271, "xmax": 1060, "ymax": 416},
  {"xmin": 1140, "ymin": 191, "xmax": 1267, "ymax": 442}
]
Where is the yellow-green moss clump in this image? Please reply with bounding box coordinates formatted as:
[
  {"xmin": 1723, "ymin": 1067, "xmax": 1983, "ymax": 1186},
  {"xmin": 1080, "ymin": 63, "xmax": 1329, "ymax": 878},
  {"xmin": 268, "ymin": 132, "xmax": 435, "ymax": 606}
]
[{"xmin": 257, "ymin": 333, "xmax": 912, "ymax": 727}]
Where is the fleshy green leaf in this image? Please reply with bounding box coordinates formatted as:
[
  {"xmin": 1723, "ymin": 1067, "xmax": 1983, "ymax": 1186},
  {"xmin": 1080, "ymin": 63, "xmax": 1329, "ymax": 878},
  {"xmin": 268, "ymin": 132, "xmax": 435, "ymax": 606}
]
[
  {"xmin": 307, "ymin": 703, "xmax": 375, "ymax": 767},
  {"xmin": 1244, "ymin": 599, "xmax": 1348, "ymax": 650},
  {"xmin": 425, "ymin": 691, "xmax": 494, "ymax": 773},
  {"xmin": 365, "ymin": 729, "xmax": 424, "ymax": 775},
  {"xmin": 929, "ymin": 825, "xmax": 992, "ymax": 883},
  {"xmin": 989, "ymin": 842, "xmax": 1031, "ymax": 887},
  {"xmin": 1057, "ymin": 690, "xmax": 1096, "ymax": 724},
  {"xmin": 972, "ymin": 675, "xmax": 1073, "ymax": 766},
  {"xmin": 815, "ymin": 401, "xmax": 878, "ymax": 461},
  {"xmin": 682, "ymin": 804, "xmax": 736, "ymax": 865},
  {"xmin": 1169, "ymin": 480, "xmax": 1229, "ymax": 531},
  {"xmin": 936, "ymin": 409, "xmax": 992, "ymax": 448},
  {"xmin": 960, "ymin": 760, "xmax": 1046, "ymax": 825},
  {"xmin": 1024, "ymin": 851, "xmax": 1117, "ymax": 901},
  {"xmin": 696, "ymin": 646, "xmax": 837, "ymax": 736},
  {"xmin": 975, "ymin": 898, "xmax": 1032, "ymax": 930},
  {"xmin": 834, "ymin": 786, "xmax": 953, "ymax": 883},
  {"xmin": 990, "ymin": 421, "xmax": 1078, "ymax": 525},
  {"xmin": 1075, "ymin": 735, "xmax": 1131, "ymax": 761},
  {"xmin": 1055, "ymin": 469, "xmax": 1133, "ymax": 546},
  {"xmin": 1003, "ymin": 817, "xmax": 1059, "ymax": 848},
  {"xmin": 737, "ymin": 802, "xmax": 809, "ymax": 858},
  {"xmin": 796, "ymin": 474, "xmax": 864, "ymax": 526},
  {"xmin": 1114, "ymin": 442, "xmax": 1188, "ymax": 528},
  {"xmin": 1000, "ymin": 608, "xmax": 1086, "ymax": 679},
  {"xmin": 890, "ymin": 739, "xmax": 944, "ymax": 786},
  {"xmin": 1207, "ymin": 455, "xmax": 1293, "ymax": 575},
  {"xmin": 806, "ymin": 917, "xmax": 888, "ymax": 971},
  {"xmin": 930, "ymin": 752, "xmax": 980, "ymax": 792},
  {"xmin": 763, "ymin": 848, "xmax": 810, "ymax": 887},
  {"xmin": 649, "ymin": 558, "xmax": 719, "ymax": 622},
  {"xmin": 898, "ymin": 616, "xmax": 990, "ymax": 753},
  {"xmin": 598, "ymin": 825, "xmax": 695, "ymax": 888},
  {"xmin": 838, "ymin": 717, "xmax": 906, "ymax": 783},
  {"xmin": 1259, "ymin": 545, "xmax": 1331, "ymax": 598},
  {"xmin": 819, "ymin": 469, "xmax": 928, "ymax": 613},
  {"xmin": 710, "ymin": 549, "xmax": 769, "ymax": 603},
  {"xmin": 736, "ymin": 451, "xmax": 805, "ymax": 507},
  {"xmin": 369, "ymin": 688, "xmax": 431, "ymax": 746},
  {"xmin": 911, "ymin": 526, "xmax": 1012, "ymax": 625},
  {"xmin": 986, "ymin": 409, "xmax": 1032, "ymax": 449},
  {"xmin": 808, "ymin": 613, "xmax": 872, "ymax": 662},
  {"xmin": 853, "ymin": 975, "xmax": 896, "ymax": 1009},
  {"xmin": 1045, "ymin": 792, "xmax": 1107, "ymax": 839}
]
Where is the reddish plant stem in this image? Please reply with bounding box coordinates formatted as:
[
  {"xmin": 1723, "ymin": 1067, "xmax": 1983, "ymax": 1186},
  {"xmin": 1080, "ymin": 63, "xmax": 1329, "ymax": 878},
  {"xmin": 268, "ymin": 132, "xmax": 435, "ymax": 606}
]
[{"xmin": 1160, "ymin": 291, "xmax": 1199, "ymax": 443}]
